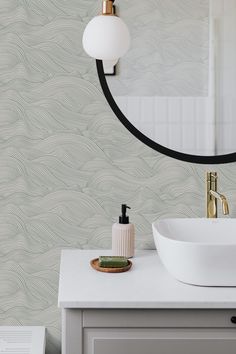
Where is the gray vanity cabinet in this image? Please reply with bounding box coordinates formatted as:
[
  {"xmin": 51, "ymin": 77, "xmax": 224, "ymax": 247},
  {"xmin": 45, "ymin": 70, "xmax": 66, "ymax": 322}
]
[{"xmin": 62, "ymin": 309, "xmax": 236, "ymax": 354}]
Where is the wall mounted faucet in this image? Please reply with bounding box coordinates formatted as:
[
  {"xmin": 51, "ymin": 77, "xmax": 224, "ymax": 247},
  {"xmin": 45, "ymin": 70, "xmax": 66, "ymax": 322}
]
[{"xmin": 206, "ymin": 172, "xmax": 229, "ymax": 218}]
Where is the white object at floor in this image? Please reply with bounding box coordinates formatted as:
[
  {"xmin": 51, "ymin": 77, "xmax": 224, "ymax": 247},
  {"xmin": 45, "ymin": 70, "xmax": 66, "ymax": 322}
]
[{"xmin": 0, "ymin": 326, "xmax": 45, "ymax": 354}]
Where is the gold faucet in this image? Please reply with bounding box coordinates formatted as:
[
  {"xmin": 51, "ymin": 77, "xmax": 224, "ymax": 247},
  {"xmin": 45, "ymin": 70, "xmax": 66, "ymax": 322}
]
[{"xmin": 206, "ymin": 172, "xmax": 229, "ymax": 218}]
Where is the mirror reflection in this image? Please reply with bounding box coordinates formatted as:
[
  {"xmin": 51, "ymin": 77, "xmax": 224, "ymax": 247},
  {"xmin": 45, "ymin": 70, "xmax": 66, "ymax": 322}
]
[{"xmin": 106, "ymin": 0, "xmax": 236, "ymax": 156}]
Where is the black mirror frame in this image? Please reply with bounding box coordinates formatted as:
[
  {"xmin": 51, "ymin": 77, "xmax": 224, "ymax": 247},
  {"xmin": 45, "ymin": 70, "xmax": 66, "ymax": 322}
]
[{"xmin": 96, "ymin": 59, "xmax": 236, "ymax": 164}]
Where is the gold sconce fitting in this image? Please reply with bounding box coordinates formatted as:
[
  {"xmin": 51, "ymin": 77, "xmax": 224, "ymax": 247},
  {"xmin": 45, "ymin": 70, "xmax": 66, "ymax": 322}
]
[{"xmin": 102, "ymin": 0, "xmax": 115, "ymax": 15}]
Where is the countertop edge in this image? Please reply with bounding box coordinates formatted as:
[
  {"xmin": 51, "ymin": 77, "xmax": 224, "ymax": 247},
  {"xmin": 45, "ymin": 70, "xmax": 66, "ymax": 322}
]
[{"xmin": 58, "ymin": 301, "xmax": 236, "ymax": 309}]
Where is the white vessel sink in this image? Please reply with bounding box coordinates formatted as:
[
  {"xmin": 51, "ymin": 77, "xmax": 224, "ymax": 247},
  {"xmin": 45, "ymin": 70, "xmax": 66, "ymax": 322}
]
[{"xmin": 152, "ymin": 218, "xmax": 236, "ymax": 287}]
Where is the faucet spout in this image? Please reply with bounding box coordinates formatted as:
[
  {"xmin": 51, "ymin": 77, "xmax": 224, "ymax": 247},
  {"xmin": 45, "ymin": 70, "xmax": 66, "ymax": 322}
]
[
  {"xmin": 206, "ymin": 172, "xmax": 230, "ymax": 218},
  {"xmin": 209, "ymin": 190, "xmax": 229, "ymax": 216}
]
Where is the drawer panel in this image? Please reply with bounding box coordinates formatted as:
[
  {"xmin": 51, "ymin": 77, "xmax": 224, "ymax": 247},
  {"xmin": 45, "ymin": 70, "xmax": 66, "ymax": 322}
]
[
  {"xmin": 84, "ymin": 328, "xmax": 236, "ymax": 354},
  {"xmin": 83, "ymin": 309, "xmax": 236, "ymax": 328}
]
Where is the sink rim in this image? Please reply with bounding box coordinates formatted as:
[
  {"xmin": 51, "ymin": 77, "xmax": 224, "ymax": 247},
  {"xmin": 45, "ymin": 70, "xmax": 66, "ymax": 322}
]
[{"xmin": 152, "ymin": 218, "xmax": 236, "ymax": 246}]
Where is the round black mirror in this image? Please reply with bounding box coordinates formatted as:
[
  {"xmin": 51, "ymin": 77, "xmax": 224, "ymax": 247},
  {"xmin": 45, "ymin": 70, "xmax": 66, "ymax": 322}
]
[
  {"xmin": 96, "ymin": 0, "xmax": 236, "ymax": 164},
  {"xmin": 97, "ymin": 60, "xmax": 236, "ymax": 164}
]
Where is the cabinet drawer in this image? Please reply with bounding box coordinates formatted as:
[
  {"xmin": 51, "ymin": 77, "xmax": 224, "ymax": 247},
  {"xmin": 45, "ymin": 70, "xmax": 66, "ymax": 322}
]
[
  {"xmin": 83, "ymin": 309, "xmax": 236, "ymax": 328},
  {"xmin": 84, "ymin": 328, "xmax": 236, "ymax": 354}
]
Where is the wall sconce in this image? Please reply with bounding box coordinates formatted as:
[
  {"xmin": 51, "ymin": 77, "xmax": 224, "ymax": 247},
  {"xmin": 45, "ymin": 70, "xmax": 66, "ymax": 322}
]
[{"xmin": 82, "ymin": 0, "xmax": 131, "ymax": 63}]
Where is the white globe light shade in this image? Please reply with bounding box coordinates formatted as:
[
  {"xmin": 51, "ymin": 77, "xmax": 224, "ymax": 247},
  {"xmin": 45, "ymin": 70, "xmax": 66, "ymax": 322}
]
[{"xmin": 82, "ymin": 15, "xmax": 131, "ymax": 60}]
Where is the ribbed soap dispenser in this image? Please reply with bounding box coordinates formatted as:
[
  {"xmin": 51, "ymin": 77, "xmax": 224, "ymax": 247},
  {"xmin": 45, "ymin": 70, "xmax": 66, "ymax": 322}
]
[{"xmin": 112, "ymin": 204, "xmax": 135, "ymax": 258}]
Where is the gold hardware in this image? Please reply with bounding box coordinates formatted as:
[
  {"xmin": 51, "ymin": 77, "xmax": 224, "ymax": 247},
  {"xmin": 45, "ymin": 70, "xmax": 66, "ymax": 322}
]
[
  {"xmin": 102, "ymin": 0, "xmax": 115, "ymax": 15},
  {"xmin": 206, "ymin": 172, "xmax": 229, "ymax": 218}
]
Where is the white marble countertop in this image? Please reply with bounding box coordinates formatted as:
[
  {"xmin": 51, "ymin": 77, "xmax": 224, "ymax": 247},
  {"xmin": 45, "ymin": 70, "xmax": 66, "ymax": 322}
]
[{"xmin": 58, "ymin": 250, "xmax": 236, "ymax": 309}]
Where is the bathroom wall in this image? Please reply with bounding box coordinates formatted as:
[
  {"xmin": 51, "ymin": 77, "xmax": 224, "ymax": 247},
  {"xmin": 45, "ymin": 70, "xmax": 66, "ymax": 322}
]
[{"xmin": 1, "ymin": 1, "xmax": 236, "ymax": 354}]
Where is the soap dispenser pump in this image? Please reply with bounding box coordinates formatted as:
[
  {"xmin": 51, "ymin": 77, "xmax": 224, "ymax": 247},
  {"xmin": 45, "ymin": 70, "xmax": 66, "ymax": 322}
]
[{"xmin": 112, "ymin": 204, "xmax": 135, "ymax": 258}]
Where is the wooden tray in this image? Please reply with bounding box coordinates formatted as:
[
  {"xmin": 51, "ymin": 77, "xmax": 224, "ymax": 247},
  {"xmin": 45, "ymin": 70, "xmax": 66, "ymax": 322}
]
[{"xmin": 90, "ymin": 258, "xmax": 132, "ymax": 273}]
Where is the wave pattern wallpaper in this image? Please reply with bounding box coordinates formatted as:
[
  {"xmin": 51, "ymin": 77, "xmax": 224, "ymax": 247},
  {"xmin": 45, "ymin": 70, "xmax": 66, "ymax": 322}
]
[{"xmin": 1, "ymin": 0, "xmax": 236, "ymax": 353}]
